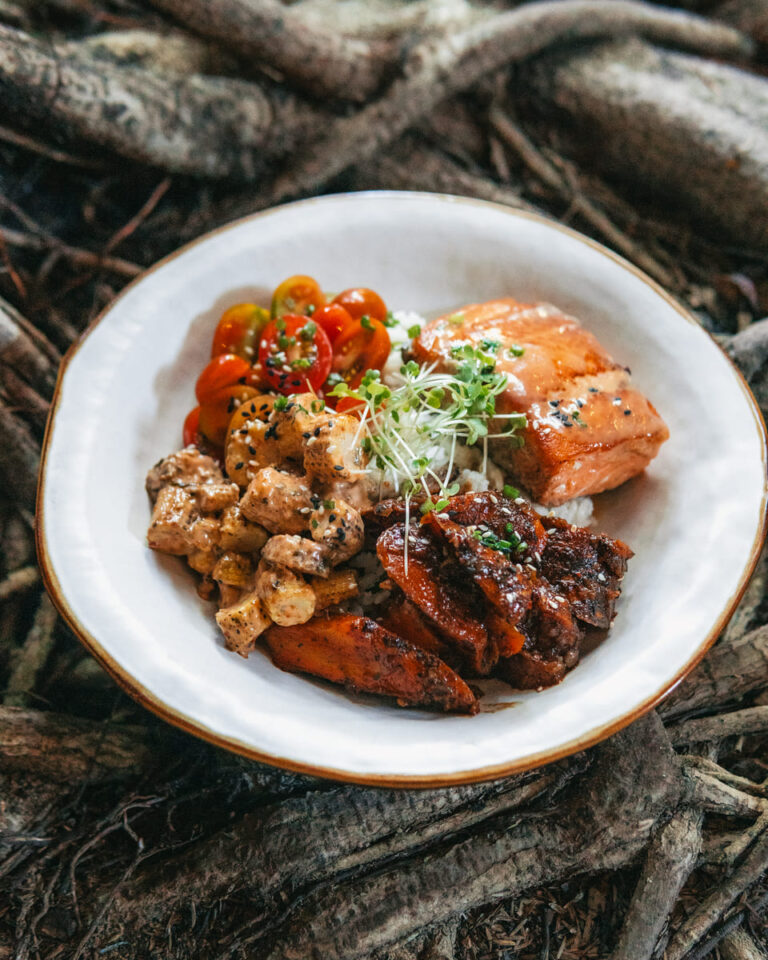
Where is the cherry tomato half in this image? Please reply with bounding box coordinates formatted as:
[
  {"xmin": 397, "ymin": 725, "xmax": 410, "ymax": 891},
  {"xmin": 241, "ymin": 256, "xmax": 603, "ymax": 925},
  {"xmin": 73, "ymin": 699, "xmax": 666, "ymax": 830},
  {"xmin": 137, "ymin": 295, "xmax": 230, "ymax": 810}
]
[
  {"xmin": 211, "ymin": 303, "xmax": 270, "ymax": 361},
  {"xmin": 332, "ymin": 287, "xmax": 387, "ymax": 324},
  {"xmin": 199, "ymin": 384, "xmax": 259, "ymax": 447},
  {"xmin": 258, "ymin": 314, "xmax": 332, "ymax": 395},
  {"xmin": 195, "ymin": 354, "xmax": 251, "ymax": 405},
  {"xmin": 331, "ymin": 316, "xmax": 391, "ymax": 389},
  {"xmin": 183, "ymin": 406, "xmax": 201, "ymax": 447},
  {"xmin": 313, "ymin": 303, "xmax": 354, "ymax": 344},
  {"xmin": 333, "ymin": 395, "xmax": 367, "ymax": 418},
  {"xmin": 271, "ymin": 275, "xmax": 326, "ymax": 319}
]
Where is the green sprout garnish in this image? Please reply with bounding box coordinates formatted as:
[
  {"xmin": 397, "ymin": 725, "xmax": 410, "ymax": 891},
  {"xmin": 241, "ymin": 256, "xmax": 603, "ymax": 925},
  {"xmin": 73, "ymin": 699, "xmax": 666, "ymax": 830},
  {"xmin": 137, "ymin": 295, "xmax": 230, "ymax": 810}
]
[{"xmin": 327, "ymin": 343, "xmax": 527, "ymax": 571}]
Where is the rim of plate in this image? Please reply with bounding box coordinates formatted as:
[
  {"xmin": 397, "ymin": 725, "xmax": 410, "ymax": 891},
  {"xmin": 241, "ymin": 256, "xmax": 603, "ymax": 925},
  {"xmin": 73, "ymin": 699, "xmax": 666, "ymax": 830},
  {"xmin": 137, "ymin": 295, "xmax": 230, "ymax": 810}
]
[{"xmin": 35, "ymin": 191, "xmax": 768, "ymax": 788}]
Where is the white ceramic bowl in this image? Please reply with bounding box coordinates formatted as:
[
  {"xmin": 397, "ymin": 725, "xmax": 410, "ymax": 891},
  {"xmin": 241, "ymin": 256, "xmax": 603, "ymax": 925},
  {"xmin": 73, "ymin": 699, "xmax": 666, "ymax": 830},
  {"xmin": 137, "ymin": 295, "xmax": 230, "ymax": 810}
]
[{"xmin": 37, "ymin": 192, "xmax": 767, "ymax": 786}]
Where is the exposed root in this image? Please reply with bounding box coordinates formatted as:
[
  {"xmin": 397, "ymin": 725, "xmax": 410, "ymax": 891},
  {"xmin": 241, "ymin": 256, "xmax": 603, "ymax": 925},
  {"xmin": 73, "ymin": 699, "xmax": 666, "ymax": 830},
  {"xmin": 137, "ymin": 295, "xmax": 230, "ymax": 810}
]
[
  {"xmin": 665, "ymin": 827, "xmax": 768, "ymax": 960},
  {"xmin": 613, "ymin": 807, "xmax": 704, "ymax": 960},
  {"xmin": 660, "ymin": 625, "xmax": 768, "ymax": 721},
  {"xmin": 250, "ymin": 716, "xmax": 678, "ymax": 960},
  {"xmin": 147, "ymin": 0, "xmax": 392, "ymax": 102},
  {"xmin": 0, "ymin": 24, "xmax": 319, "ymax": 180},
  {"xmin": 489, "ymin": 105, "xmax": 679, "ymax": 289},
  {"xmin": 268, "ymin": 1, "xmax": 750, "ymax": 203},
  {"xmin": 0, "ymin": 565, "xmax": 38, "ymax": 602},
  {"xmin": 671, "ymin": 706, "xmax": 768, "ymax": 746},
  {"xmin": 3, "ymin": 593, "xmax": 58, "ymax": 707},
  {"xmin": 0, "ymin": 705, "xmax": 159, "ymax": 781},
  {"xmin": 0, "ymin": 398, "xmax": 40, "ymax": 511}
]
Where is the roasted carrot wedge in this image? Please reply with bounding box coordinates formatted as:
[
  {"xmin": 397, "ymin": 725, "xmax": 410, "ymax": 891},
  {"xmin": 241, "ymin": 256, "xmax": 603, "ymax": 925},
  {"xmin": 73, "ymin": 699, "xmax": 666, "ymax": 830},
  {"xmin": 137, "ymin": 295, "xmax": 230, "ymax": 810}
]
[{"xmin": 263, "ymin": 614, "xmax": 478, "ymax": 714}]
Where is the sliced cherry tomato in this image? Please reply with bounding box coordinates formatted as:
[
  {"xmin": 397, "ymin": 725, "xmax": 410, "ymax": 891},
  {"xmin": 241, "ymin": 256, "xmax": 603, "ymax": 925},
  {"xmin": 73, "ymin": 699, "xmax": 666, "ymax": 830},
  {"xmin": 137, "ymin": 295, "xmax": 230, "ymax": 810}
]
[
  {"xmin": 195, "ymin": 354, "xmax": 251, "ymax": 405},
  {"xmin": 332, "ymin": 287, "xmax": 387, "ymax": 324},
  {"xmin": 258, "ymin": 314, "xmax": 332, "ymax": 395},
  {"xmin": 333, "ymin": 395, "xmax": 367, "ymax": 418},
  {"xmin": 183, "ymin": 406, "xmax": 201, "ymax": 447},
  {"xmin": 271, "ymin": 275, "xmax": 325, "ymax": 319},
  {"xmin": 243, "ymin": 362, "xmax": 270, "ymax": 391},
  {"xmin": 331, "ymin": 316, "xmax": 391, "ymax": 389},
  {"xmin": 211, "ymin": 303, "xmax": 270, "ymax": 361},
  {"xmin": 313, "ymin": 303, "xmax": 354, "ymax": 344},
  {"xmin": 199, "ymin": 385, "xmax": 259, "ymax": 447}
]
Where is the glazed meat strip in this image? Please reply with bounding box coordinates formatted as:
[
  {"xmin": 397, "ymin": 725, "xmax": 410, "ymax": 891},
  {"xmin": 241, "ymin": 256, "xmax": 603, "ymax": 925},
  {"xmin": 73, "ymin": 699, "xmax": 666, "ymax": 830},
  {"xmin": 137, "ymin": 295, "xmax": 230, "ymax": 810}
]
[
  {"xmin": 422, "ymin": 510, "xmax": 531, "ymax": 658},
  {"xmin": 412, "ymin": 299, "xmax": 669, "ymax": 505},
  {"xmin": 376, "ymin": 523, "xmax": 494, "ymax": 675},
  {"xmin": 264, "ymin": 614, "xmax": 478, "ymax": 714},
  {"xmin": 429, "ymin": 491, "xmax": 548, "ymax": 561},
  {"xmin": 539, "ymin": 516, "xmax": 634, "ymax": 628},
  {"xmin": 499, "ymin": 583, "xmax": 583, "ymax": 690}
]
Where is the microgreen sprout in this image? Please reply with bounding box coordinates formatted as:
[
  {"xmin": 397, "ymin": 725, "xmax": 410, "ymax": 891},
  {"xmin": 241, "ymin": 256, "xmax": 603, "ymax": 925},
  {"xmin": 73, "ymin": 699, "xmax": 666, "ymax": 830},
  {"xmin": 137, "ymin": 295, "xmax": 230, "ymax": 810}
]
[{"xmin": 328, "ymin": 344, "xmax": 527, "ymax": 570}]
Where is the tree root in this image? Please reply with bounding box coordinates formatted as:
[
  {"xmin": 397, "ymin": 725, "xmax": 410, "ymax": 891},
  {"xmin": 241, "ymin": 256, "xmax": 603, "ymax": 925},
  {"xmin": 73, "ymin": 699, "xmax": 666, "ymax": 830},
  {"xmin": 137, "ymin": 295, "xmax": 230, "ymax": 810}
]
[
  {"xmin": 665, "ymin": 826, "xmax": 768, "ymax": 960},
  {"xmin": 522, "ymin": 37, "xmax": 768, "ymax": 248},
  {"xmin": 107, "ymin": 761, "xmax": 569, "ymax": 937},
  {"xmin": 3, "ymin": 593, "xmax": 58, "ymax": 707},
  {"xmin": 720, "ymin": 927, "xmax": 768, "ymax": 960},
  {"xmin": 0, "ymin": 24, "xmax": 319, "ymax": 180},
  {"xmin": 671, "ymin": 706, "xmax": 768, "ymax": 745},
  {"xmin": 268, "ymin": 1, "xmax": 749, "ymax": 204},
  {"xmin": 245, "ymin": 714, "xmax": 678, "ymax": 960},
  {"xmin": 613, "ymin": 807, "xmax": 704, "ymax": 960},
  {"xmin": 147, "ymin": 0, "xmax": 392, "ymax": 102},
  {"xmin": 0, "ymin": 705, "xmax": 159, "ymax": 781},
  {"xmin": 488, "ymin": 105, "xmax": 679, "ymax": 289},
  {"xmin": 660, "ymin": 624, "xmax": 768, "ymax": 720},
  {"xmin": 0, "ymin": 399, "xmax": 40, "ymax": 512},
  {"xmin": 0, "ymin": 565, "xmax": 38, "ymax": 602}
]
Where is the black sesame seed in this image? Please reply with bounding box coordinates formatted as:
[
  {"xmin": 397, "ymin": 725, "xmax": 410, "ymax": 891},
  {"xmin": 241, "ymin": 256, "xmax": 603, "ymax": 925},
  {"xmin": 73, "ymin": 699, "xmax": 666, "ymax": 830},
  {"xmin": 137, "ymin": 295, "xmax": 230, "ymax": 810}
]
[
  {"xmin": 235, "ymin": 462, "xmax": 244, "ymax": 470},
  {"xmin": 329, "ymin": 513, "xmax": 336, "ymax": 522},
  {"xmin": 333, "ymin": 464, "xmax": 344, "ymax": 471},
  {"xmin": 313, "ymin": 427, "xmax": 321, "ymax": 437},
  {"xmin": 624, "ymin": 409, "xmax": 632, "ymax": 416},
  {"xmin": 302, "ymin": 432, "xmax": 311, "ymax": 439},
  {"xmin": 548, "ymin": 399, "xmax": 560, "ymax": 407},
  {"xmin": 588, "ymin": 387, "xmax": 598, "ymax": 393},
  {"xmin": 248, "ymin": 445, "xmax": 256, "ymax": 455}
]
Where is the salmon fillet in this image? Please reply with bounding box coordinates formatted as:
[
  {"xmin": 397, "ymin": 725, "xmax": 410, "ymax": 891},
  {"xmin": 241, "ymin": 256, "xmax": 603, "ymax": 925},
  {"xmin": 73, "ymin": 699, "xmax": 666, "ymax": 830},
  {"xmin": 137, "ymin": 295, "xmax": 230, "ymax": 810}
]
[{"xmin": 412, "ymin": 298, "xmax": 669, "ymax": 505}]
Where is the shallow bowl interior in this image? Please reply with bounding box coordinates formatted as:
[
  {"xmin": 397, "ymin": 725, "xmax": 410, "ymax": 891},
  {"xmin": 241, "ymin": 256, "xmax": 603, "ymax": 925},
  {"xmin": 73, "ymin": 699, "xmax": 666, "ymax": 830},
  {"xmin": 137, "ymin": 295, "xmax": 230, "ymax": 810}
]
[{"xmin": 38, "ymin": 192, "xmax": 767, "ymax": 785}]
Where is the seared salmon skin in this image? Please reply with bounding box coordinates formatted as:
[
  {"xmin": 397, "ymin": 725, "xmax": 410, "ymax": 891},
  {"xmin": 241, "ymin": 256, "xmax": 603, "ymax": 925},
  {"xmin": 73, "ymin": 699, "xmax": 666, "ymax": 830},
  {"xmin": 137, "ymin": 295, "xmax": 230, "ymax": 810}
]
[{"xmin": 412, "ymin": 298, "xmax": 669, "ymax": 505}]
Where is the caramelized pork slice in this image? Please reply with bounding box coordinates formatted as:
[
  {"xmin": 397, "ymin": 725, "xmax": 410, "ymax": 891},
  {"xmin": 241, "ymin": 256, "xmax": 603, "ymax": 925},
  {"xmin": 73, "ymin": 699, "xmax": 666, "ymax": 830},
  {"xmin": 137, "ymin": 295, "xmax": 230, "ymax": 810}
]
[
  {"xmin": 498, "ymin": 581, "xmax": 582, "ymax": 689},
  {"xmin": 413, "ymin": 299, "xmax": 669, "ymax": 504},
  {"xmin": 264, "ymin": 615, "xmax": 478, "ymax": 714},
  {"xmin": 376, "ymin": 523, "xmax": 493, "ymax": 675},
  {"xmin": 146, "ymin": 445, "xmax": 224, "ymax": 501},
  {"xmin": 539, "ymin": 516, "xmax": 633, "ymax": 628},
  {"xmin": 433, "ymin": 491, "xmax": 548, "ymax": 562},
  {"xmin": 423, "ymin": 510, "xmax": 531, "ymax": 657}
]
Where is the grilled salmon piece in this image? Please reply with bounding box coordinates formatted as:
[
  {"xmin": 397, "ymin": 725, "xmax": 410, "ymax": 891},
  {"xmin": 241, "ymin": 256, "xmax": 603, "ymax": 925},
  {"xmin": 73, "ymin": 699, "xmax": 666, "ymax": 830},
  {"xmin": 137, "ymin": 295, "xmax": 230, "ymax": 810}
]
[{"xmin": 412, "ymin": 299, "xmax": 669, "ymax": 505}]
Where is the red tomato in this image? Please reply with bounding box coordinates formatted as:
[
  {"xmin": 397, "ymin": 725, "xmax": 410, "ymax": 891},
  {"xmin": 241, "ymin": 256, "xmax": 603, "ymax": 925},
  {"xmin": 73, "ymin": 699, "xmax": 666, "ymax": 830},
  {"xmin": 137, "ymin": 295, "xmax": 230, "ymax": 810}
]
[
  {"xmin": 331, "ymin": 317, "xmax": 391, "ymax": 388},
  {"xmin": 258, "ymin": 314, "xmax": 332, "ymax": 395},
  {"xmin": 332, "ymin": 287, "xmax": 387, "ymax": 324},
  {"xmin": 333, "ymin": 395, "xmax": 367, "ymax": 418},
  {"xmin": 271, "ymin": 275, "xmax": 326, "ymax": 319},
  {"xmin": 313, "ymin": 303, "xmax": 354, "ymax": 344},
  {"xmin": 211, "ymin": 303, "xmax": 270, "ymax": 361},
  {"xmin": 199, "ymin": 385, "xmax": 259, "ymax": 447},
  {"xmin": 195, "ymin": 354, "xmax": 250, "ymax": 405},
  {"xmin": 182, "ymin": 406, "xmax": 201, "ymax": 447},
  {"xmin": 243, "ymin": 362, "xmax": 270, "ymax": 391}
]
